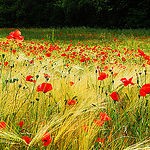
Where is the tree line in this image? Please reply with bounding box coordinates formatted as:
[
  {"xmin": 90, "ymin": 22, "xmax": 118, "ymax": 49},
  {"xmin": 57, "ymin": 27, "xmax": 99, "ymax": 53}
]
[{"xmin": 0, "ymin": 0, "xmax": 150, "ymax": 28}]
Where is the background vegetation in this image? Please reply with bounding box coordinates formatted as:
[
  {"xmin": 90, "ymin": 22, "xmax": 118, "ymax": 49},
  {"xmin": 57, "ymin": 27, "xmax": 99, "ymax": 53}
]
[{"xmin": 0, "ymin": 0, "xmax": 150, "ymax": 28}]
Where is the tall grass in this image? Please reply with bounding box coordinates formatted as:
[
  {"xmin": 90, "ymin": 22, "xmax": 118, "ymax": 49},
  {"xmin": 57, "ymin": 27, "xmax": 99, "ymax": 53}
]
[{"xmin": 0, "ymin": 28, "xmax": 150, "ymax": 150}]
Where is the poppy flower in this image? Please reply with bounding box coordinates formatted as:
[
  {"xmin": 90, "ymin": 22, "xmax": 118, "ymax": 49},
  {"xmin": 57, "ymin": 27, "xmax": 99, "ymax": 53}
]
[
  {"xmin": 45, "ymin": 53, "xmax": 51, "ymax": 57},
  {"xmin": 44, "ymin": 74, "xmax": 50, "ymax": 79},
  {"xmin": 99, "ymin": 112, "xmax": 111, "ymax": 121},
  {"xmin": 139, "ymin": 83, "xmax": 150, "ymax": 96},
  {"xmin": 80, "ymin": 58, "xmax": 86, "ymax": 62},
  {"xmin": 26, "ymin": 75, "xmax": 36, "ymax": 83},
  {"xmin": 98, "ymin": 72, "xmax": 108, "ymax": 81},
  {"xmin": 4, "ymin": 61, "xmax": 8, "ymax": 66},
  {"xmin": 110, "ymin": 92, "xmax": 120, "ymax": 101},
  {"xmin": 95, "ymin": 137, "xmax": 105, "ymax": 143},
  {"xmin": 70, "ymin": 82, "xmax": 74, "ymax": 86},
  {"xmin": 6, "ymin": 29, "xmax": 24, "ymax": 41},
  {"xmin": 29, "ymin": 60, "xmax": 34, "ymax": 64},
  {"xmin": 120, "ymin": 77, "xmax": 134, "ymax": 86},
  {"xmin": 41, "ymin": 132, "xmax": 52, "ymax": 146},
  {"xmin": 67, "ymin": 99, "xmax": 76, "ymax": 105},
  {"xmin": 0, "ymin": 122, "xmax": 6, "ymax": 129},
  {"xmin": 37, "ymin": 83, "xmax": 53, "ymax": 93},
  {"xmin": 19, "ymin": 121, "xmax": 24, "ymax": 128},
  {"xmin": 37, "ymin": 57, "xmax": 43, "ymax": 60},
  {"xmin": 95, "ymin": 119, "xmax": 104, "ymax": 126},
  {"xmin": 82, "ymin": 125, "xmax": 89, "ymax": 132},
  {"xmin": 21, "ymin": 136, "xmax": 31, "ymax": 144},
  {"xmin": 122, "ymin": 57, "xmax": 126, "ymax": 61}
]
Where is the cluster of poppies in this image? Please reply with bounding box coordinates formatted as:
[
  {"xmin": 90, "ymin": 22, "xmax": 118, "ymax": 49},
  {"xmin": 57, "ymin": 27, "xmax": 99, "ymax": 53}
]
[
  {"xmin": 95, "ymin": 112, "xmax": 111, "ymax": 126},
  {"xmin": 6, "ymin": 29, "xmax": 24, "ymax": 41}
]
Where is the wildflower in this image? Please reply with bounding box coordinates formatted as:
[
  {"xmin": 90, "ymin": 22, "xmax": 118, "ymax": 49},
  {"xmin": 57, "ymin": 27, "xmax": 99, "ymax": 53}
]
[
  {"xmin": 122, "ymin": 57, "xmax": 126, "ymax": 61},
  {"xmin": 139, "ymin": 83, "xmax": 150, "ymax": 96},
  {"xmin": 95, "ymin": 119, "xmax": 104, "ymax": 126},
  {"xmin": 70, "ymin": 82, "xmax": 74, "ymax": 86},
  {"xmin": 26, "ymin": 75, "xmax": 36, "ymax": 83},
  {"xmin": 95, "ymin": 137, "xmax": 105, "ymax": 143},
  {"xmin": 99, "ymin": 112, "xmax": 111, "ymax": 121},
  {"xmin": 120, "ymin": 77, "xmax": 134, "ymax": 86},
  {"xmin": 110, "ymin": 92, "xmax": 120, "ymax": 101},
  {"xmin": 44, "ymin": 74, "xmax": 50, "ymax": 79},
  {"xmin": 4, "ymin": 61, "xmax": 8, "ymax": 66},
  {"xmin": 29, "ymin": 60, "xmax": 34, "ymax": 64},
  {"xmin": 41, "ymin": 132, "xmax": 52, "ymax": 146},
  {"xmin": 82, "ymin": 125, "xmax": 88, "ymax": 132},
  {"xmin": 21, "ymin": 136, "xmax": 31, "ymax": 144},
  {"xmin": 67, "ymin": 99, "xmax": 76, "ymax": 105},
  {"xmin": 19, "ymin": 121, "xmax": 24, "ymax": 128},
  {"xmin": 37, "ymin": 83, "xmax": 53, "ymax": 93},
  {"xmin": 45, "ymin": 53, "xmax": 51, "ymax": 57},
  {"xmin": 37, "ymin": 57, "xmax": 43, "ymax": 60},
  {"xmin": 98, "ymin": 71, "xmax": 108, "ymax": 81},
  {"xmin": 6, "ymin": 29, "xmax": 24, "ymax": 41},
  {"xmin": 0, "ymin": 122, "xmax": 6, "ymax": 129},
  {"xmin": 80, "ymin": 58, "xmax": 86, "ymax": 62}
]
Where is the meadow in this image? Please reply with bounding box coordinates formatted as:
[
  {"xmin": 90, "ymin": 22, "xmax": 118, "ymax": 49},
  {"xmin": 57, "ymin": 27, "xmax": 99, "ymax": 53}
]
[{"xmin": 0, "ymin": 28, "xmax": 150, "ymax": 150}]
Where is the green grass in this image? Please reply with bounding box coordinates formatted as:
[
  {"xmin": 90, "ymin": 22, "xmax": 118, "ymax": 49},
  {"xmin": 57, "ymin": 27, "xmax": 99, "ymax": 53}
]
[{"xmin": 0, "ymin": 27, "xmax": 150, "ymax": 150}]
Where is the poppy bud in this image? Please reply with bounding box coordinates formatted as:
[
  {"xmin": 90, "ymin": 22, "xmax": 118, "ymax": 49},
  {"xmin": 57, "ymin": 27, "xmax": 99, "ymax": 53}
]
[
  {"xmin": 2, "ymin": 54, "xmax": 5, "ymax": 58},
  {"xmin": 19, "ymin": 84, "xmax": 22, "ymax": 88},
  {"xmin": 105, "ymin": 90, "xmax": 108, "ymax": 96},
  {"xmin": 138, "ymin": 94, "xmax": 141, "ymax": 99},
  {"xmin": 36, "ymin": 98, "xmax": 39, "ymax": 101},
  {"xmin": 36, "ymin": 75, "xmax": 39, "ymax": 78}
]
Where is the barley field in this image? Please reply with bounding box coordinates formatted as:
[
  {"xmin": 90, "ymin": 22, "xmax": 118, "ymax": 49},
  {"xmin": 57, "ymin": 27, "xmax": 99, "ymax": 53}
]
[{"xmin": 0, "ymin": 28, "xmax": 150, "ymax": 150}]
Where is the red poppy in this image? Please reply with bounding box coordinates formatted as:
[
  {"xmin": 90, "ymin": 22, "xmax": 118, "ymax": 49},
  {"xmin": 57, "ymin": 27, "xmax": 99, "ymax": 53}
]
[
  {"xmin": 67, "ymin": 99, "xmax": 76, "ymax": 105},
  {"xmin": 6, "ymin": 29, "xmax": 24, "ymax": 41},
  {"xmin": 98, "ymin": 72, "xmax": 108, "ymax": 81},
  {"xmin": 139, "ymin": 83, "xmax": 150, "ymax": 96},
  {"xmin": 0, "ymin": 122, "xmax": 6, "ymax": 129},
  {"xmin": 110, "ymin": 92, "xmax": 120, "ymax": 101},
  {"xmin": 70, "ymin": 82, "xmax": 74, "ymax": 86},
  {"xmin": 41, "ymin": 132, "xmax": 52, "ymax": 146},
  {"xmin": 4, "ymin": 61, "xmax": 8, "ymax": 66},
  {"xmin": 37, "ymin": 57, "xmax": 43, "ymax": 60},
  {"xmin": 45, "ymin": 53, "xmax": 51, "ymax": 57},
  {"xmin": 13, "ymin": 30, "xmax": 21, "ymax": 37},
  {"xmin": 99, "ymin": 112, "xmax": 111, "ymax": 121},
  {"xmin": 37, "ymin": 83, "xmax": 53, "ymax": 93},
  {"xmin": 19, "ymin": 121, "xmax": 24, "ymax": 128},
  {"xmin": 95, "ymin": 137, "xmax": 105, "ymax": 143},
  {"xmin": 26, "ymin": 75, "xmax": 36, "ymax": 83},
  {"xmin": 82, "ymin": 125, "xmax": 89, "ymax": 132},
  {"xmin": 120, "ymin": 77, "xmax": 134, "ymax": 86},
  {"xmin": 122, "ymin": 57, "xmax": 126, "ymax": 61},
  {"xmin": 21, "ymin": 136, "xmax": 31, "ymax": 144},
  {"xmin": 95, "ymin": 119, "xmax": 104, "ymax": 126},
  {"xmin": 61, "ymin": 53, "xmax": 67, "ymax": 56},
  {"xmin": 44, "ymin": 74, "xmax": 50, "ymax": 79},
  {"xmin": 29, "ymin": 60, "xmax": 34, "ymax": 64}
]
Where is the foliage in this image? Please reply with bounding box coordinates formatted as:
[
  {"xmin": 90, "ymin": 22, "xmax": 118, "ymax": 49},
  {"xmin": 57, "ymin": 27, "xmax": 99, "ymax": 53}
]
[{"xmin": 0, "ymin": 0, "xmax": 150, "ymax": 28}]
